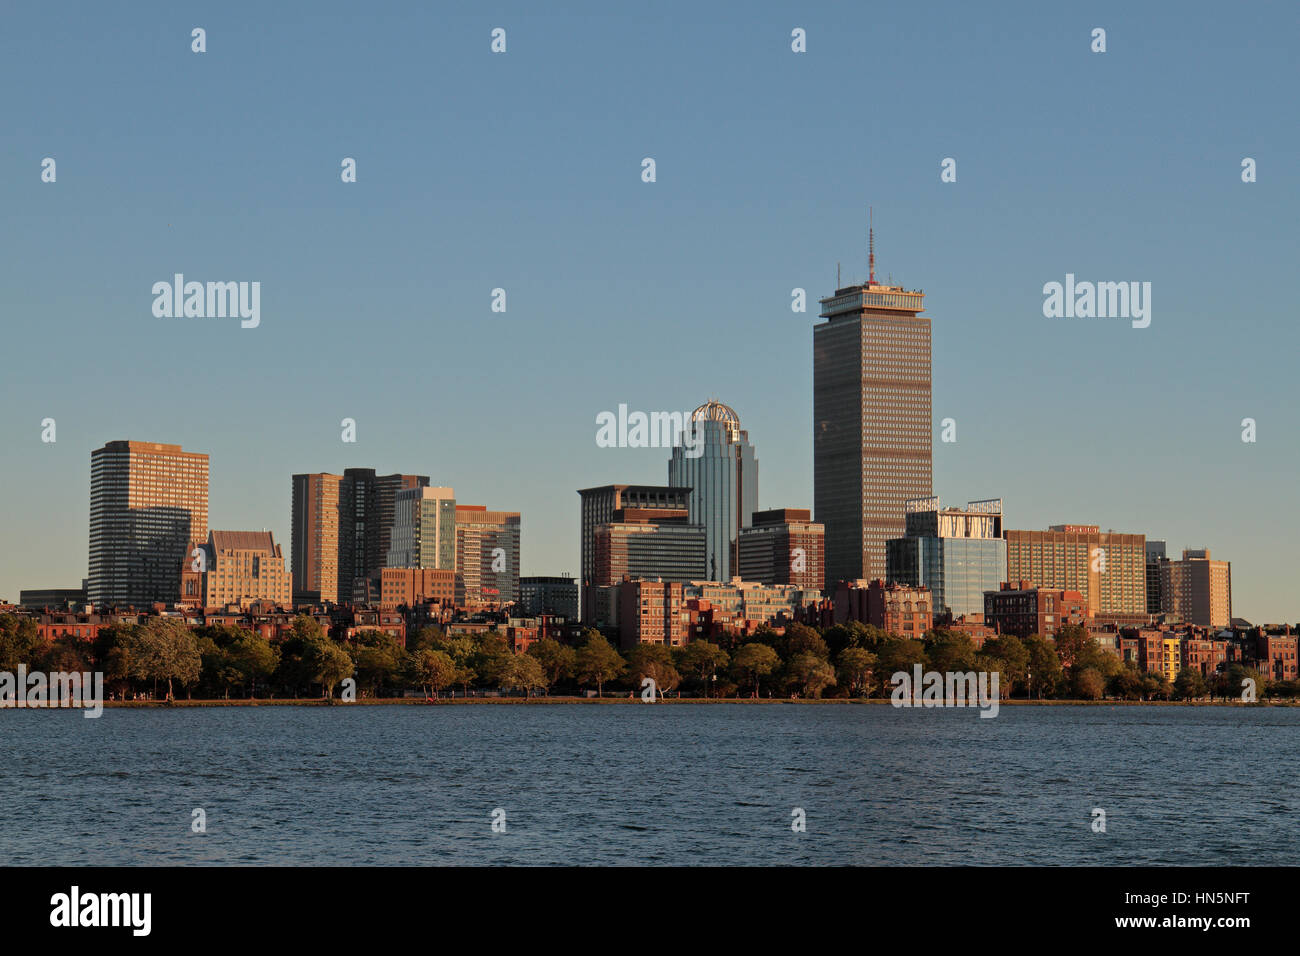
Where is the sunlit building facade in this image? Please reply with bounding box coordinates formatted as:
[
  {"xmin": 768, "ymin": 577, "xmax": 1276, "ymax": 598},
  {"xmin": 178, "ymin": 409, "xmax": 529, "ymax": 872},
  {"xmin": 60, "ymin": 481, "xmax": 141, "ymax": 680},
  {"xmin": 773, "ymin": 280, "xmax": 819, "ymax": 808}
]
[
  {"xmin": 88, "ymin": 440, "xmax": 209, "ymax": 607},
  {"xmin": 815, "ymin": 270, "xmax": 931, "ymax": 587},
  {"xmin": 886, "ymin": 497, "xmax": 1006, "ymax": 620},
  {"xmin": 1004, "ymin": 525, "xmax": 1146, "ymax": 617},
  {"xmin": 668, "ymin": 400, "xmax": 758, "ymax": 582}
]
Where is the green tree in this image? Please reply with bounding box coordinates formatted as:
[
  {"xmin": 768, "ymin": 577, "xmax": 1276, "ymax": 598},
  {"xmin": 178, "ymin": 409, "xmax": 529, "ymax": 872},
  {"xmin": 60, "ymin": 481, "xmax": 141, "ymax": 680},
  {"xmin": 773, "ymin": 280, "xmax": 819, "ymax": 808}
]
[
  {"xmin": 95, "ymin": 625, "xmax": 137, "ymax": 698},
  {"xmin": 574, "ymin": 634, "xmax": 626, "ymax": 697},
  {"xmin": 1140, "ymin": 671, "xmax": 1172, "ymax": 701},
  {"xmin": 835, "ymin": 646, "xmax": 877, "ymax": 697},
  {"xmin": 409, "ymin": 625, "xmax": 446, "ymax": 652},
  {"xmin": 785, "ymin": 652, "xmax": 836, "ymax": 698},
  {"xmin": 1174, "ymin": 667, "xmax": 1208, "ymax": 701},
  {"xmin": 197, "ymin": 635, "xmax": 238, "ymax": 698},
  {"xmin": 527, "ymin": 638, "xmax": 576, "ymax": 694},
  {"xmin": 414, "ymin": 649, "xmax": 456, "ymax": 698},
  {"xmin": 273, "ymin": 615, "xmax": 331, "ymax": 697},
  {"xmin": 677, "ymin": 640, "xmax": 729, "ymax": 697},
  {"xmin": 970, "ymin": 652, "xmax": 1012, "ymax": 699},
  {"xmin": 982, "ymin": 634, "xmax": 1030, "ymax": 696},
  {"xmin": 0, "ymin": 614, "xmax": 44, "ymax": 671},
  {"xmin": 627, "ymin": 643, "xmax": 681, "ymax": 698},
  {"xmin": 453, "ymin": 664, "xmax": 477, "ymax": 697},
  {"xmin": 1218, "ymin": 662, "xmax": 1259, "ymax": 702},
  {"xmin": 821, "ymin": 624, "xmax": 855, "ymax": 659},
  {"xmin": 432, "ymin": 634, "xmax": 477, "ymax": 667},
  {"xmin": 1074, "ymin": 666, "xmax": 1105, "ymax": 700},
  {"xmin": 351, "ymin": 632, "xmax": 407, "ymax": 697},
  {"xmin": 1109, "ymin": 665, "xmax": 1143, "ymax": 700},
  {"xmin": 746, "ymin": 627, "xmax": 782, "ymax": 654},
  {"xmin": 502, "ymin": 653, "xmax": 548, "ymax": 698},
  {"xmin": 1052, "ymin": 624, "xmax": 1095, "ymax": 669},
  {"xmin": 309, "ymin": 639, "xmax": 354, "ymax": 699},
  {"xmin": 131, "ymin": 618, "xmax": 202, "ymax": 700},
  {"xmin": 730, "ymin": 642, "xmax": 781, "ymax": 698},
  {"xmin": 925, "ymin": 631, "xmax": 977, "ymax": 674},
  {"xmin": 470, "ymin": 633, "xmax": 515, "ymax": 689},
  {"xmin": 1055, "ymin": 626, "xmax": 1124, "ymax": 692},
  {"xmin": 875, "ymin": 637, "xmax": 927, "ymax": 696},
  {"xmin": 289, "ymin": 614, "xmax": 327, "ymax": 643},
  {"xmin": 228, "ymin": 633, "xmax": 279, "ymax": 699},
  {"xmin": 43, "ymin": 635, "xmax": 90, "ymax": 677},
  {"xmin": 782, "ymin": 624, "xmax": 829, "ymax": 661},
  {"xmin": 1023, "ymin": 634, "xmax": 1063, "ymax": 699}
]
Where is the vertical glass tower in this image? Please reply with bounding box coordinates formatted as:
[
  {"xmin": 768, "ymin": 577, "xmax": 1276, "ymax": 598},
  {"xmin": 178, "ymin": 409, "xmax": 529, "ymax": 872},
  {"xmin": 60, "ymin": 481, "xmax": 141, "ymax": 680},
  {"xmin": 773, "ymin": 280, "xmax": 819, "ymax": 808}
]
[
  {"xmin": 668, "ymin": 400, "xmax": 758, "ymax": 582},
  {"xmin": 816, "ymin": 252, "xmax": 931, "ymax": 587},
  {"xmin": 386, "ymin": 486, "xmax": 456, "ymax": 570},
  {"xmin": 886, "ymin": 497, "xmax": 1007, "ymax": 621}
]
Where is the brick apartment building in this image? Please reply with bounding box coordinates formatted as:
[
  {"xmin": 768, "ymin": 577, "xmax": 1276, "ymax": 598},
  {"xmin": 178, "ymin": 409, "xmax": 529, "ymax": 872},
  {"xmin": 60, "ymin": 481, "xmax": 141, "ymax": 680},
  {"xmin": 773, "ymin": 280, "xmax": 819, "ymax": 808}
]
[
  {"xmin": 833, "ymin": 579, "xmax": 932, "ymax": 639},
  {"xmin": 983, "ymin": 582, "xmax": 1088, "ymax": 638}
]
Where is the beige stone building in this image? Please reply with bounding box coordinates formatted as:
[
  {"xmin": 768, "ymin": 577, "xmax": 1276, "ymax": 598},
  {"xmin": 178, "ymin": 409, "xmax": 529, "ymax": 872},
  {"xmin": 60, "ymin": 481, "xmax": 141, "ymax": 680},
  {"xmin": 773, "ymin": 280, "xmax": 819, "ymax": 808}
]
[{"xmin": 181, "ymin": 530, "xmax": 291, "ymax": 610}]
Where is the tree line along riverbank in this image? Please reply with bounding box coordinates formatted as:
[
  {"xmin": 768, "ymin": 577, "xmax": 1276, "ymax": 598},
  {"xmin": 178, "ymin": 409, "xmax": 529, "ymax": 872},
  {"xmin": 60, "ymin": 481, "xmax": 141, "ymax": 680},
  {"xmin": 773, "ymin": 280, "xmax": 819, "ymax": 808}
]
[{"xmin": 2, "ymin": 612, "xmax": 1292, "ymax": 704}]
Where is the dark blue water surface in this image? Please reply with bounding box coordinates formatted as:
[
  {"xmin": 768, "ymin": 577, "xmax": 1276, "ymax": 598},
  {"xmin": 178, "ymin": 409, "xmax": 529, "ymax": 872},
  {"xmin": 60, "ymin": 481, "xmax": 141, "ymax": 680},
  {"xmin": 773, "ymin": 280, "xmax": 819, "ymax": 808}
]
[{"xmin": 1, "ymin": 703, "xmax": 1295, "ymax": 865}]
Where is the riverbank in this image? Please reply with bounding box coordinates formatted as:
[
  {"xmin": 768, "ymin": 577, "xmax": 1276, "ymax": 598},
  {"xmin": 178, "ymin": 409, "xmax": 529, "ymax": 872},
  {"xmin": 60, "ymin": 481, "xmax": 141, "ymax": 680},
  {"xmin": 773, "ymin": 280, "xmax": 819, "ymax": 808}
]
[{"xmin": 64, "ymin": 696, "xmax": 1297, "ymax": 708}]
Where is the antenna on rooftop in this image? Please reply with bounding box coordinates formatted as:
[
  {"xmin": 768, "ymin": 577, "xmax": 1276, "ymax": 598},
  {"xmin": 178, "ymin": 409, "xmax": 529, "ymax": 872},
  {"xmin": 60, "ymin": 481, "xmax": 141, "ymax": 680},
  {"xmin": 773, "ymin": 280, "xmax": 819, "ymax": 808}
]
[{"xmin": 868, "ymin": 207, "xmax": 875, "ymax": 284}]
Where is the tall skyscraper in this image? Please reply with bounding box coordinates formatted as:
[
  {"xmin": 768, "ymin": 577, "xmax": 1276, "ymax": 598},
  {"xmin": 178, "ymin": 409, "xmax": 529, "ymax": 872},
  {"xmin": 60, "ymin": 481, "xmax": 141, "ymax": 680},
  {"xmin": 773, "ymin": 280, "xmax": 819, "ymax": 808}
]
[
  {"xmin": 668, "ymin": 399, "xmax": 758, "ymax": 582},
  {"xmin": 386, "ymin": 486, "xmax": 456, "ymax": 570},
  {"xmin": 886, "ymin": 497, "xmax": 1007, "ymax": 620},
  {"xmin": 291, "ymin": 472, "xmax": 341, "ymax": 603},
  {"xmin": 815, "ymin": 235, "xmax": 931, "ymax": 587},
  {"xmin": 88, "ymin": 440, "xmax": 209, "ymax": 607},
  {"xmin": 292, "ymin": 469, "xmax": 429, "ymax": 605},
  {"xmin": 454, "ymin": 504, "xmax": 521, "ymax": 607},
  {"xmin": 1145, "ymin": 540, "xmax": 1167, "ymax": 615},
  {"xmin": 339, "ymin": 469, "xmax": 429, "ymax": 603}
]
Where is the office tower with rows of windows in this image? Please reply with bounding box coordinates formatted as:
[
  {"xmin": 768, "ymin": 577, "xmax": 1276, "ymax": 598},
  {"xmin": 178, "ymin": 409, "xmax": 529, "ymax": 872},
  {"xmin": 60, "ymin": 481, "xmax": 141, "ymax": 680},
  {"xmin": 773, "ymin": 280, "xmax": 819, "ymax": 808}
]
[
  {"xmin": 454, "ymin": 504, "xmax": 521, "ymax": 607},
  {"xmin": 815, "ymin": 249, "xmax": 931, "ymax": 588},
  {"xmin": 519, "ymin": 575, "xmax": 580, "ymax": 619},
  {"xmin": 737, "ymin": 508, "xmax": 825, "ymax": 592},
  {"xmin": 577, "ymin": 484, "xmax": 694, "ymax": 621},
  {"xmin": 292, "ymin": 470, "xmax": 429, "ymax": 604},
  {"xmin": 339, "ymin": 469, "xmax": 429, "ymax": 604},
  {"xmin": 386, "ymin": 486, "xmax": 457, "ymax": 571},
  {"xmin": 1004, "ymin": 524, "xmax": 1147, "ymax": 618},
  {"xmin": 1161, "ymin": 548, "xmax": 1232, "ymax": 629},
  {"xmin": 291, "ymin": 472, "xmax": 342, "ymax": 604},
  {"xmin": 88, "ymin": 440, "xmax": 210, "ymax": 607}
]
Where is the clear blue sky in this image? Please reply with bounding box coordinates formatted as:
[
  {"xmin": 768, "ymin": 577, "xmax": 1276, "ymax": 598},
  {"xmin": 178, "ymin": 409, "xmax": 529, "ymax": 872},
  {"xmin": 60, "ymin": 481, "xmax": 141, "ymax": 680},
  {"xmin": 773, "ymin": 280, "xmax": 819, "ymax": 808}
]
[{"xmin": 2, "ymin": 1, "xmax": 1297, "ymax": 622}]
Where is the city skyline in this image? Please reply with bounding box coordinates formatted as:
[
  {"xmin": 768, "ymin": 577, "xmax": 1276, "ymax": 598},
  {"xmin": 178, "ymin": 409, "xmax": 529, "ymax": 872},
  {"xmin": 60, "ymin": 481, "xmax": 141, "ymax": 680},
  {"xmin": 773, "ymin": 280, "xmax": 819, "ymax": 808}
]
[
  {"xmin": 2, "ymin": 2, "xmax": 1297, "ymax": 621},
  {"xmin": 5, "ymin": 425, "xmax": 1273, "ymax": 625}
]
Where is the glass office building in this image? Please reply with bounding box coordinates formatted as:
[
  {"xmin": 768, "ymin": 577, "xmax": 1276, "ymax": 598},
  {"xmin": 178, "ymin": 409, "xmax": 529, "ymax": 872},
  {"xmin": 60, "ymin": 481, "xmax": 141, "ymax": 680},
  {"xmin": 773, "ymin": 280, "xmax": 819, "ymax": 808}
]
[
  {"xmin": 668, "ymin": 400, "xmax": 757, "ymax": 582},
  {"xmin": 886, "ymin": 497, "xmax": 1006, "ymax": 621}
]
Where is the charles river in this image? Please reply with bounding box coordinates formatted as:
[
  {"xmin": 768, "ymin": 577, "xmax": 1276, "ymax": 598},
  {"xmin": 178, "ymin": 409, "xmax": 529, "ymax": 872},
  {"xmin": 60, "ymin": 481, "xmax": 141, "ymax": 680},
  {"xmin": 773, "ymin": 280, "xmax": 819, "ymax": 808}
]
[{"xmin": 2, "ymin": 704, "xmax": 1295, "ymax": 865}]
